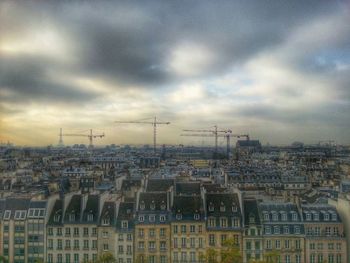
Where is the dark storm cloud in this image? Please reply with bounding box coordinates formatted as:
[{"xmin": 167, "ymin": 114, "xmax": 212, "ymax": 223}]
[{"xmin": 0, "ymin": 54, "xmax": 99, "ymax": 103}]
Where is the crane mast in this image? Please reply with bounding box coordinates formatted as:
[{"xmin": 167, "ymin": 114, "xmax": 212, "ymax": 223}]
[
  {"xmin": 61, "ymin": 129, "xmax": 105, "ymax": 148},
  {"xmin": 115, "ymin": 116, "xmax": 170, "ymax": 154}
]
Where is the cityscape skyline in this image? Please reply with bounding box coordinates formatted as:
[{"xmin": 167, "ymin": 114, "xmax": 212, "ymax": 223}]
[{"xmin": 1, "ymin": 0, "xmax": 350, "ymax": 145}]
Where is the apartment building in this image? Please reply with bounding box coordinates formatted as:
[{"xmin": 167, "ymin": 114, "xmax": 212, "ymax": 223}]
[
  {"xmin": 259, "ymin": 202, "xmax": 305, "ymax": 263},
  {"xmin": 205, "ymin": 193, "xmax": 243, "ymax": 261},
  {"xmin": 302, "ymin": 204, "xmax": 347, "ymax": 263}
]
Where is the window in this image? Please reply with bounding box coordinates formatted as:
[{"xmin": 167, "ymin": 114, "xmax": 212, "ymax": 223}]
[
  {"xmin": 306, "ymin": 213, "xmax": 311, "ymax": 221},
  {"xmin": 294, "ymin": 226, "xmax": 300, "ymax": 234},
  {"xmin": 181, "ymin": 225, "xmax": 187, "ymax": 233},
  {"xmin": 160, "ymin": 215, "xmax": 166, "ymax": 222},
  {"xmin": 265, "ymin": 226, "xmax": 271, "ymax": 234},
  {"xmin": 233, "ymin": 218, "xmax": 240, "ymax": 227},
  {"xmin": 272, "ymin": 212, "xmax": 278, "ymax": 221},
  {"xmin": 87, "ymin": 214, "xmax": 93, "ymax": 222},
  {"xmin": 266, "ymin": 240, "xmax": 272, "ymax": 249},
  {"xmin": 274, "ymin": 226, "xmax": 280, "ymax": 234},
  {"xmin": 220, "ymin": 218, "xmax": 227, "ymax": 227},
  {"xmin": 292, "ymin": 212, "xmax": 298, "ymax": 221},
  {"xmin": 332, "ymin": 213, "xmax": 337, "ymax": 221},
  {"xmin": 275, "ymin": 240, "xmax": 280, "ymax": 249},
  {"xmin": 122, "ymin": 220, "xmax": 128, "ymax": 228},
  {"xmin": 84, "ymin": 240, "xmax": 89, "ymax": 249},
  {"xmin": 324, "ymin": 213, "xmax": 330, "ymax": 221},
  {"xmin": 74, "ymin": 227, "xmax": 79, "ymax": 236},
  {"xmin": 69, "ymin": 213, "xmax": 75, "ymax": 221},
  {"xmin": 284, "ymin": 226, "xmax": 289, "ymax": 234},
  {"xmin": 74, "ymin": 240, "xmax": 79, "ymax": 249},
  {"xmin": 176, "ymin": 214, "xmax": 182, "ymax": 220},
  {"xmin": 149, "ymin": 215, "xmax": 155, "ymax": 222},
  {"xmin": 190, "ymin": 225, "xmax": 195, "ymax": 233},
  {"xmin": 194, "ymin": 213, "xmax": 200, "ymax": 220},
  {"xmin": 14, "ymin": 210, "xmax": 26, "ymax": 220},
  {"xmin": 103, "ymin": 243, "xmax": 109, "ymax": 251},
  {"xmin": 284, "ymin": 240, "xmax": 290, "ymax": 249},
  {"xmin": 57, "ymin": 228, "xmax": 62, "ymax": 236},
  {"xmin": 140, "ymin": 201, "xmax": 145, "ymax": 210},
  {"xmin": 150, "ymin": 201, "xmax": 156, "ymax": 210},
  {"xmin": 54, "ymin": 214, "xmax": 61, "ymax": 222},
  {"xmin": 232, "ymin": 205, "xmax": 237, "ymax": 212},
  {"xmin": 83, "ymin": 227, "xmax": 89, "ymax": 236},
  {"xmin": 65, "ymin": 228, "xmax": 71, "ymax": 236},
  {"xmin": 149, "ymin": 228, "xmax": 155, "ymax": 237},
  {"xmin": 281, "ymin": 212, "xmax": 287, "ymax": 221},
  {"xmin": 208, "ymin": 217, "xmax": 215, "ymax": 227},
  {"xmin": 102, "ymin": 218, "xmax": 110, "ymax": 225},
  {"xmin": 160, "ymin": 228, "xmax": 165, "ymax": 237},
  {"xmin": 160, "ymin": 202, "xmax": 166, "ymax": 210},
  {"xmin": 220, "ymin": 203, "xmax": 226, "ymax": 212},
  {"xmin": 138, "ymin": 229, "xmax": 144, "ymax": 237},
  {"xmin": 65, "ymin": 240, "xmax": 71, "ymax": 249},
  {"xmin": 313, "ymin": 212, "xmax": 319, "ymax": 221},
  {"xmin": 139, "ymin": 215, "xmax": 144, "ymax": 222},
  {"xmin": 3, "ymin": 210, "xmax": 11, "ymax": 220},
  {"xmin": 209, "ymin": 203, "xmax": 214, "ymax": 212},
  {"xmin": 209, "ymin": 234, "xmax": 215, "ymax": 246},
  {"xmin": 173, "ymin": 225, "xmax": 178, "ymax": 234},
  {"xmin": 263, "ymin": 213, "xmax": 269, "ymax": 221}
]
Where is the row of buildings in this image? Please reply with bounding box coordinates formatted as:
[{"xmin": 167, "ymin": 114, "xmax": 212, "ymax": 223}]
[{"xmin": 0, "ymin": 179, "xmax": 347, "ymax": 263}]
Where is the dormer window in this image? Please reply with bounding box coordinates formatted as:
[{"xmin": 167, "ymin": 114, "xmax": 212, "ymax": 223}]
[
  {"xmin": 54, "ymin": 214, "xmax": 61, "ymax": 222},
  {"xmin": 209, "ymin": 203, "xmax": 214, "ymax": 212},
  {"xmin": 306, "ymin": 213, "xmax": 311, "ymax": 221},
  {"xmin": 281, "ymin": 212, "xmax": 287, "ymax": 221},
  {"xmin": 69, "ymin": 214, "xmax": 75, "ymax": 222},
  {"xmin": 150, "ymin": 201, "xmax": 156, "ymax": 210},
  {"xmin": 263, "ymin": 212, "xmax": 269, "ymax": 221},
  {"xmin": 102, "ymin": 218, "xmax": 110, "ymax": 225},
  {"xmin": 121, "ymin": 220, "xmax": 128, "ymax": 228},
  {"xmin": 194, "ymin": 214, "xmax": 200, "ymax": 220},
  {"xmin": 87, "ymin": 214, "xmax": 93, "ymax": 222},
  {"xmin": 232, "ymin": 205, "xmax": 237, "ymax": 212},
  {"xmin": 176, "ymin": 213, "xmax": 182, "ymax": 220},
  {"xmin": 220, "ymin": 202, "xmax": 226, "ymax": 212},
  {"xmin": 160, "ymin": 215, "xmax": 166, "ymax": 222},
  {"xmin": 331, "ymin": 213, "xmax": 337, "ymax": 221},
  {"xmin": 249, "ymin": 215, "xmax": 255, "ymax": 224},
  {"xmin": 138, "ymin": 215, "xmax": 144, "ymax": 222},
  {"xmin": 313, "ymin": 212, "xmax": 319, "ymax": 221},
  {"xmin": 3, "ymin": 210, "xmax": 11, "ymax": 220},
  {"xmin": 272, "ymin": 212, "xmax": 278, "ymax": 221},
  {"xmin": 292, "ymin": 212, "xmax": 298, "ymax": 221},
  {"xmin": 149, "ymin": 215, "xmax": 155, "ymax": 222},
  {"xmin": 160, "ymin": 202, "xmax": 166, "ymax": 210},
  {"xmin": 140, "ymin": 201, "xmax": 145, "ymax": 210},
  {"xmin": 283, "ymin": 226, "xmax": 289, "ymax": 234},
  {"xmin": 324, "ymin": 213, "xmax": 329, "ymax": 221}
]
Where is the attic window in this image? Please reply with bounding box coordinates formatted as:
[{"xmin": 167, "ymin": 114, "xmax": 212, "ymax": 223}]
[
  {"xmin": 281, "ymin": 212, "xmax": 287, "ymax": 221},
  {"xmin": 140, "ymin": 201, "xmax": 145, "ymax": 210},
  {"xmin": 69, "ymin": 214, "xmax": 75, "ymax": 222},
  {"xmin": 292, "ymin": 212, "xmax": 298, "ymax": 221},
  {"xmin": 306, "ymin": 212, "xmax": 311, "ymax": 221},
  {"xmin": 14, "ymin": 211, "xmax": 26, "ymax": 220},
  {"xmin": 209, "ymin": 203, "xmax": 214, "ymax": 212},
  {"xmin": 220, "ymin": 202, "xmax": 226, "ymax": 212},
  {"xmin": 331, "ymin": 213, "xmax": 337, "ymax": 221},
  {"xmin": 87, "ymin": 214, "xmax": 94, "ymax": 222},
  {"xmin": 54, "ymin": 214, "xmax": 61, "ymax": 222},
  {"xmin": 194, "ymin": 214, "xmax": 200, "ymax": 220},
  {"xmin": 272, "ymin": 212, "xmax": 278, "ymax": 221},
  {"xmin": 121, "ymin": 220, "xmax": 128, "ymax": 228},
  {"xmin": 249, "ymin": 215, "xmax": 255, "ymax": 224},
  {"xmin": 176, "ymin": 213, "xmax": 182, "ymax": 220},
  {"xmin": 313, "ymin": 212, "xmax": 319, "ymax": 221},
  {"xmin": 150, "ymin": 201, "xmax": 156, "ymax": 210},
  {"xmin": 160, "ymin": 201, "xmax": 166, "ymax": 210},
  {"xmin": 102, "ymin": 218, "xmax": 110, "ymax": 225},
  {"xmin": 263, "ymin": 212, "xmax": 269, "ymax": 221},
  {"xmin": 232, "ymin": 205, "xmax": 237, "ymax": 212},
  {"xmin": 3, "ymin": 210, "xmax": 11, "ymax": 220},
  {"xmin": 324, "ymin": 213, "xmax": 329, "ymax": 221}
]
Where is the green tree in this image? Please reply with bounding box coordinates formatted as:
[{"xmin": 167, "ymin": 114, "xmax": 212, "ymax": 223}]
[
  {"xmin": 0, "ymin": 256, "xmax": 7, "ymax": 263},
  {"xmin": 199, "ymin": 248, "xmax": 219, "ymax": 263},
  {"xmin": 220, "ymin": 238, "xmax": 243, "ymax": 263},
  {"xmin": 263, "ymin": 250, "xmax": 280, "ymax": 263},
  {"xmin": 96, "ymin": 252, "xmax": 116, "ymax": 263}
]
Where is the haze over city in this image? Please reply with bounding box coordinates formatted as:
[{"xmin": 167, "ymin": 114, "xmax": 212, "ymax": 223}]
[{"xmin": 0, "ymin": 0, "xmax": 350, "ymax": 146}]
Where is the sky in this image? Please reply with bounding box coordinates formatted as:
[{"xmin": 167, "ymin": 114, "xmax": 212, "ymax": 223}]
[{"xmin": 0, "ymin": 0, "xmax": 350, "ymax": 146}]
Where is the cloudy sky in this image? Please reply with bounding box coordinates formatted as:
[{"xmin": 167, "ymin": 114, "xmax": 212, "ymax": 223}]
[{"xmin": 0, "ymin": 0, "xmax": 350, "ymax": 146}]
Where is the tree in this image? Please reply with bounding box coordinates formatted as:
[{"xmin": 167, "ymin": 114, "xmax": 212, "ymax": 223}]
[
  {"xmin": 263, "ymin": 250, "xmax": 280, "ymax": 263},
  {"xmin": 220, "ymin": 238, "xmax": 243, "ymax": 263},
  {"xmin": 199, "ymin": 248, "xmax": 219, "ymax": 263},
  {"xmin": 96, "ymin": 252, "xmax": 116, "ymax": 263}
]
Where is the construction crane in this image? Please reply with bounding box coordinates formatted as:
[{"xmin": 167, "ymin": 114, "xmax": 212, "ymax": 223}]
[
  {"xmin": 62, "ymin": 129, "xmax": 105, "ymax": 148},
  {"xmin": 181, "ymin": 132, "xmax": 249, "ymax": 159},
  {"xmin": 182, "ymin": 126, "xmax": 232, "ymax": 158},
  {"xmin": 58, "ymin": 128, "xmax": 64, "ymax": 147},
  {"xmin": 115, "ymin": 116, "xmax": 170, "ymax": 154}
]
